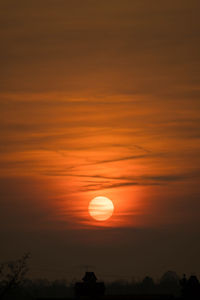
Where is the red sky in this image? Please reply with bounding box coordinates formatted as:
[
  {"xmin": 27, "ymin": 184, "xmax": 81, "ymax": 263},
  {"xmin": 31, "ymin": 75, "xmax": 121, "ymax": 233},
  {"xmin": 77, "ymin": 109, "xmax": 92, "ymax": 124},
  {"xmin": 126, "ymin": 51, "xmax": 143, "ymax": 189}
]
[{"xmin": 0, "ymin": 0, "xmax": 200, "ymax": 280}]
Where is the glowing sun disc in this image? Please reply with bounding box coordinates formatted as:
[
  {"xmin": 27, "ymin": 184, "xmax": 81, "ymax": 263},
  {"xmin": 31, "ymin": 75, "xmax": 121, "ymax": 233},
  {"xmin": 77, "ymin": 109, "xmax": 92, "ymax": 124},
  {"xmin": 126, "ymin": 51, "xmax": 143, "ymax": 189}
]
[{"xmin": 88, "ymin": 196, "xmax": 114, "ymax": 221}]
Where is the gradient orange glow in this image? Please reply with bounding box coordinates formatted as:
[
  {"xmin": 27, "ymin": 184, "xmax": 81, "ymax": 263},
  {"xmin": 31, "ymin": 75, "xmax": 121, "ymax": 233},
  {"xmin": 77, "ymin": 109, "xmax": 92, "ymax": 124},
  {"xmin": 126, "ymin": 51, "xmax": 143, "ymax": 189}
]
[
  {"xmin": 1, "ymin": 92, "xmax": 199, "ymax": 230},
  {"xmin": 1, "ymin": 0, "xmax": 200, "ymax": 280}
]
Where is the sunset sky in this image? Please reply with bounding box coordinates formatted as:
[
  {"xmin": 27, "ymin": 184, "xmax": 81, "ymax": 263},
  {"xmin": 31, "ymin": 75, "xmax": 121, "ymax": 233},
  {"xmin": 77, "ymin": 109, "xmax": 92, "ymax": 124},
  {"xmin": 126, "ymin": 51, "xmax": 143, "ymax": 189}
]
[{"xmin": 1, "ymin": 0, "xmax": 200, "ymax": 281}]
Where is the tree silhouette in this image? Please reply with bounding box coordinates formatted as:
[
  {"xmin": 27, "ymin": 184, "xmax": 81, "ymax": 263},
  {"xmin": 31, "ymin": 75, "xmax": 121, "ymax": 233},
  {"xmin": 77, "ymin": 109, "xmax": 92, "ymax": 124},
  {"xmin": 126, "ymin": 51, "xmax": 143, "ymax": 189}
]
[
  {"xmin": 141, "ymin": 276, "xmax": 155, "ymax": 293},
  {"xmin": 180, "ymin": 274, "xmax": 200, "ymax": 299},
  {"xmin": 0, "ymin": 253, "xmax": 30, "ymax": 299}
]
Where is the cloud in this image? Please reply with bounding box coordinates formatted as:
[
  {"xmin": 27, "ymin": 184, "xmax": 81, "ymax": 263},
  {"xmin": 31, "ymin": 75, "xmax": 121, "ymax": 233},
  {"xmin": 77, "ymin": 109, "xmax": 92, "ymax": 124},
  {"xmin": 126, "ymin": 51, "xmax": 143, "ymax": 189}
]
[
  {"xmin": 78, "ymin": 171, "xmax": 200, "ymax": 192},
  {"xmin": 39, "ymin": 169, "xmax": 200, "ymax": 192},
  {"xmin": 0, "ymin": 0, "xmax": 200, "ymax": 281},
  {"xmin": 0, "ymin": 0, "xmax": 199, "ymax": 98}
]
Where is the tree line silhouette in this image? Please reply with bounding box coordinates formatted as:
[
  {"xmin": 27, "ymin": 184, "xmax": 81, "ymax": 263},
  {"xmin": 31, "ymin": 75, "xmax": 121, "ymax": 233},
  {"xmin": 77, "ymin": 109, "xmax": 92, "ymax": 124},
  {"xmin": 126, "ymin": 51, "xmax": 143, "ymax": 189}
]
[{"xmin": 0, "ymin": 254, "xmax": 200, "ymax": 299}]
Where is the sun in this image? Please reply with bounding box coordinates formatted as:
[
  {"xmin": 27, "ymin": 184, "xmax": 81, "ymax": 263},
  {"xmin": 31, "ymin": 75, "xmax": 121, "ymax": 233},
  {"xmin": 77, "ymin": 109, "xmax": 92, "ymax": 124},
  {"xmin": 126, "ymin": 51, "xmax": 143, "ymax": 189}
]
[{"xmin": 88, "ymin": 196, "xmax": 114, "ymax": 221}]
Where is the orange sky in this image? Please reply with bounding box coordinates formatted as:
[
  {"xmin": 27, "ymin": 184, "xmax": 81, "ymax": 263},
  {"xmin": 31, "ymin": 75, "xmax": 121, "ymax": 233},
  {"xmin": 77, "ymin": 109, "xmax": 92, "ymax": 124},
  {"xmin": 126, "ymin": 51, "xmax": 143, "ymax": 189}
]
[{"xmin": 0, "ymin": 0, "xmax": 200, "ymax": 280}]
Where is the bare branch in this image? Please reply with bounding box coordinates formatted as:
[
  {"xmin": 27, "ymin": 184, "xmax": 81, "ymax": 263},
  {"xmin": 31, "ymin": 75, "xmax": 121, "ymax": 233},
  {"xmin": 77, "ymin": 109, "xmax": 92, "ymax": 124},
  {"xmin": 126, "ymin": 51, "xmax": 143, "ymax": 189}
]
[{"xmin": 0, "ymin": 253, "xmax": 30, "ymax": 299}]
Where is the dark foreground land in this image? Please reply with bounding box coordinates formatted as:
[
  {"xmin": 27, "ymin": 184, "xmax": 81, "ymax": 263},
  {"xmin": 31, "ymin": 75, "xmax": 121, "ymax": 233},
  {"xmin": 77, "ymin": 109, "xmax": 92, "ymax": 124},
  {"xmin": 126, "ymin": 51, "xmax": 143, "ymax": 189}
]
[
  {"xmin": 1, "ymin": 270, "xmax": 200, "ymax": 300},
  {"xmin": 35, "ymin": 295, "xmax": 196, "ymax": 300}
]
